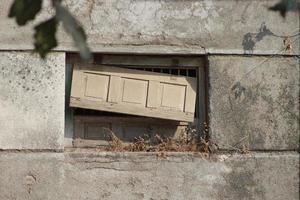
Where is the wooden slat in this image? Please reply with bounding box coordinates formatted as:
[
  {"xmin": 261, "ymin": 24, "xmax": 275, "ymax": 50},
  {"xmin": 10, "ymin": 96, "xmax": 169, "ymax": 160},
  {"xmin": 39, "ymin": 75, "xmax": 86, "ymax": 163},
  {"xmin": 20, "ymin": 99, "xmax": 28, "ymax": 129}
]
[
  {"xmin": 75, "ymin": 64, "xmax": 195, "ymax": 84},
  {"xmin": 70, "ymin": 97, "xmax": 194, "ymax": 121},
  {"xmin": 147, "ymin": 81, "xmax": 162, "ymax": 108},
  {"xmin": 74, "ymin": 115, "xmax": 188, "ymax": 125},
  {"xmin": 73, "ymin": 116, "xmax": 189, "ymax": 147},
  {"xmin": 184, "ymin": 86, "xmax": 197, "ymax": 113},
  {"xmin": 71, "ymin": 69, "xmax": 85, "ymax": 98},
  {"xmin": 107, "ymin": 76, "xmax": 121, "ymax": 103}
]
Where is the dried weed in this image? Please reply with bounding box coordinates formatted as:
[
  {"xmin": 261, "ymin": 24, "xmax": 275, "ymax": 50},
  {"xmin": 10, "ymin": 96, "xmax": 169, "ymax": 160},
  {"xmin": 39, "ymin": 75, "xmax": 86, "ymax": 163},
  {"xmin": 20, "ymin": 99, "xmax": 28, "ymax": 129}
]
[{"xmin": 103, "ymin": 125, "xmax": 218, "ymax": 154}]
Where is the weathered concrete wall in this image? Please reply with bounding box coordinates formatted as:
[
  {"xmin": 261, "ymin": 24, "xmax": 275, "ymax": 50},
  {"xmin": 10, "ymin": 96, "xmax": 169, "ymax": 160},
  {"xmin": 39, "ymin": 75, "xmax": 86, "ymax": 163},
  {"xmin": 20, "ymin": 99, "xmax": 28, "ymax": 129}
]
[
  {"xmin": 0, "ymin": 52, "xmax": 65, "ymax": 150},
  {"xmin": 0, "ymin": 152, "xmax": 298, "ymax": 200},
  {"xmin": 209, "ymin": 55, "xmax": 299, "ymax": 150},
  {"xmin": 0, "ymin": 0, "xmax": 298, "ymax": 199},
  {"xmin": 0, "ymin": 0, "xmax": 298, "ymax": 54}
]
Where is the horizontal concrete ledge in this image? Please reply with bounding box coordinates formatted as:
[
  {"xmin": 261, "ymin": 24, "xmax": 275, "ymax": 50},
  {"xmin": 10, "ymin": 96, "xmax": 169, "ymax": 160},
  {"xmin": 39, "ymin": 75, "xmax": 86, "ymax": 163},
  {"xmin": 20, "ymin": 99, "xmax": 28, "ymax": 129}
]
[
  {"xmin": 64, "ymin": 148, "xmax": 299, "ymax": 161},
  {"xmin": 0, "ymin": 149, "xmax": 64, "ymax": 153},
  {"xmin": 1, "ymin": 45, "xmax": 300, "ymax": 56},
  {"xmin": 0, "ymin": 49, "xmax": 299, "ymax": 60},
  {"xmin": 0, "ymin": 150, "xmax": 298, "ymax": 162},
  {"xmin": 1, "ymin": 148, "xmax": 299, "ymax": 154},
  {"xmin": 0, "ymin": 151, "xmax": 298, "ymax": 200},
  {"xmin": 52, "ymin": 151, "xmax": 300, "ymax": 167}
]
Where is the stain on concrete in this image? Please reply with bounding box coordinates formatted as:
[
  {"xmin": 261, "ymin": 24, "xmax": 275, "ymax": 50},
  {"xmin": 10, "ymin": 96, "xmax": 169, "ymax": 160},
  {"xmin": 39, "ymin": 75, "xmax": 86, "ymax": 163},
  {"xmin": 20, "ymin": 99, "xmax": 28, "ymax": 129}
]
[
  {"xmin": 24, "ymin": 174, "xmax": 37, "ymax": 194},
  {"xmin": 242, "ymin": 22, "xmax": 300, "ymax": 54},
  {"xmin": 242, "ymin": 22, "xmax": 274, "ymax": 53},
  {"xmin": 216, "ymin": 162, "xmax": 265, "ymax": 200}
]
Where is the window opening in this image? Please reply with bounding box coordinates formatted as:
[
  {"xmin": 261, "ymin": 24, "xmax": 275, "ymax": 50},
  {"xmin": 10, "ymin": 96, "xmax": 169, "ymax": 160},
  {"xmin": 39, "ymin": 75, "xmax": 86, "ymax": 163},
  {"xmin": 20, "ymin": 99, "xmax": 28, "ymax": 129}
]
[{"xmin": 65, "ymin": 53, "xmax": 206, "ymax": 148}]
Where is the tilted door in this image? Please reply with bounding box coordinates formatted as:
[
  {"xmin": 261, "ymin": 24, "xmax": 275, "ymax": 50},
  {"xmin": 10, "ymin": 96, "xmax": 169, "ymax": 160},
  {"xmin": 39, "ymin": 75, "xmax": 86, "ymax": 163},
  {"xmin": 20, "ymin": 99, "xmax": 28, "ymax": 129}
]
[{"xmin": 70, "ymin": 63, "xmax": 197, "ymax": 122}]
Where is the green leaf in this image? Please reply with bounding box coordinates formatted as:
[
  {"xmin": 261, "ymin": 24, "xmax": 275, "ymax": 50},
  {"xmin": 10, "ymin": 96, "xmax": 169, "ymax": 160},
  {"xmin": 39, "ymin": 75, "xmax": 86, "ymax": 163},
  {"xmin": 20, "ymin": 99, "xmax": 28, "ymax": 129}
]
[
  {"xmin": 8, "ymin": 0, "xmax": 42, "ymax": 25},
  {"xmin": 55, "ymin": 4, "xmax": 91, "ymax": 60},
  {"xmin": 34, "ymin": 17, "xmax": 58, "ymax": 59},
  {"xmin": 269, "ymin": 0, "xmax": 300, "ymax": 17}
]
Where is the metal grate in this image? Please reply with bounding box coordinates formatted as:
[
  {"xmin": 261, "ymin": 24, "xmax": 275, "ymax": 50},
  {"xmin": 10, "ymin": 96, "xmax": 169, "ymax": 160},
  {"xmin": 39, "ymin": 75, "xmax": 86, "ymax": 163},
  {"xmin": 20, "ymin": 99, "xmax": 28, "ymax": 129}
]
[
  {"xmin": 93, "ymin": 54, "xmax": 200, "ymax": 78},
  {"xmin": 127, "ymin": 67, "xmax": 197, "ymax": 77}
]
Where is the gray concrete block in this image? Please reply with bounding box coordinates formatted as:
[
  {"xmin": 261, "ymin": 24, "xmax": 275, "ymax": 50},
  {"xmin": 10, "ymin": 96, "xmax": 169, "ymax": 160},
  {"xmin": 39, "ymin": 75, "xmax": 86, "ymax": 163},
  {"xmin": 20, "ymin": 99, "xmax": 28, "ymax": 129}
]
[
  {"xmin": 0, "ymin": 152, "xmax": 298, "ymax": 200},
  {"xmin": 209, "ymin": 55, "xmax": 299, "ymax": 150},
  {"xmin": 0, "ymin": 52, "xmax": 65, "ymax": 149},
  {"xmin": 0, "ymin": 0, "xmax": 298, "ymax": 55}
]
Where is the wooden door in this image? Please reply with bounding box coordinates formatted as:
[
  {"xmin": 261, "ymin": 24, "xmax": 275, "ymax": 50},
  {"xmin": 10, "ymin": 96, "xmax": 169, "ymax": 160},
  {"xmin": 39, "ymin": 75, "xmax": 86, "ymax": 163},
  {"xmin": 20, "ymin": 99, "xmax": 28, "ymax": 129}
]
[{"xmin": 70, "ymin": 63, "xmax": 197, "ymax": 122}]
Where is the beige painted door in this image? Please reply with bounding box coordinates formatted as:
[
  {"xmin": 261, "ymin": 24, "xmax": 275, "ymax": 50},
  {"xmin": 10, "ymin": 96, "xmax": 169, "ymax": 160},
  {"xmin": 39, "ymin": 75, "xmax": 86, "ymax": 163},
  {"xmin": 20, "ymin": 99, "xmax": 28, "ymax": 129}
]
[{"xmin": 70, "ymin": 64, "xmax": 197, "ymax": 122}]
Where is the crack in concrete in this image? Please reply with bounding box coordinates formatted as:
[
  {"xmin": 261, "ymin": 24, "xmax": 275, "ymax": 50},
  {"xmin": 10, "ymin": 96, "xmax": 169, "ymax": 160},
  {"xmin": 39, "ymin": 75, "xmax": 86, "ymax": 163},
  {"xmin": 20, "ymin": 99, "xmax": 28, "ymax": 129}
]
[{"xmin": 84, "ymin": 166, "xmax": 147, "ymax": 172}]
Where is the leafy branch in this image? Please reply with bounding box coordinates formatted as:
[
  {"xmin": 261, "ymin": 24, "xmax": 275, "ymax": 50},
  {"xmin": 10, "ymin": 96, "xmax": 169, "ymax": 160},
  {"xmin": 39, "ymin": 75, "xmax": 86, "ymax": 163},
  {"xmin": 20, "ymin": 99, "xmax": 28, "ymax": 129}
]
[
  {"xmin": 269, "ymin": 0, "xmax": 300, "ymax": 17},
  {"xmin": 8, "ymin": 0, "xmax": 91, "ymax": 60}
]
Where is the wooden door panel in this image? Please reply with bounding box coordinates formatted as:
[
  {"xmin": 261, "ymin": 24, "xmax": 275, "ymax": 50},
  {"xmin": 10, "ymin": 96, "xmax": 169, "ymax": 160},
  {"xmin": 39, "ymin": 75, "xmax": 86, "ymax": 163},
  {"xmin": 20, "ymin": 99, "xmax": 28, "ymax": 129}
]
[
  {"xmin": 84, "ymin": 73, "xmax": 109, "ymax": 100},
  {"xmin": 70, "ymin": 64, "xmax": 197, "ymax": 122},
  {"xmin": 121, "ymin": 78, "xmax": 148, "ymax": 106},
  {"xmin": 161, "ymin": 83, "xmax": 186, "ymax": 111}
]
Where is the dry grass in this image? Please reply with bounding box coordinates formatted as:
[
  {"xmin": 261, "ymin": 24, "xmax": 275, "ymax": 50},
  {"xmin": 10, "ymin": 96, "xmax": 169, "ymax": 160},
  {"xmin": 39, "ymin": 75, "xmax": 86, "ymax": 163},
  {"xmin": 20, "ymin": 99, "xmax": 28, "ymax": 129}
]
[{"xmin": 101, "ymin": 127, "xmax": 218, "ymax": 153}]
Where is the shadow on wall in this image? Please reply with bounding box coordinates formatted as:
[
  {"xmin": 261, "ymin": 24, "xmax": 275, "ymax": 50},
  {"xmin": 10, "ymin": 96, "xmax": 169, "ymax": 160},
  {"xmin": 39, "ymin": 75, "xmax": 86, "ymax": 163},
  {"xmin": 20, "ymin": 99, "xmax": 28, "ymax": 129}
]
[{"xmin": 242, "ymin": 22, "xmax": 299, "ymax": 53}]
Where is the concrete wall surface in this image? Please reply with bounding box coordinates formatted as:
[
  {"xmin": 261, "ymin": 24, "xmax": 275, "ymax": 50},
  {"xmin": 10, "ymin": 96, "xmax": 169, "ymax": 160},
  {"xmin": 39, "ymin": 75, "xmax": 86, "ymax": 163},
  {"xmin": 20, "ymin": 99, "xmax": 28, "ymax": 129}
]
[
  {"xmin": 0, "ymin": 0, "xmax": 299, "ymax": 54},
  {"xmin": 0, "ymin": 52, "xmax": 65, "ymax": 150},
  {"xmin": 0, "ymin": 0, "xmax": 299, "ymax": 199},
  {"xmin": 0, "ymin": 152, "xmax": 298, "ymax": 200},
  {"xmin": 209, "ymin": 55, "xmax": 300, "ymax": 150}
]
